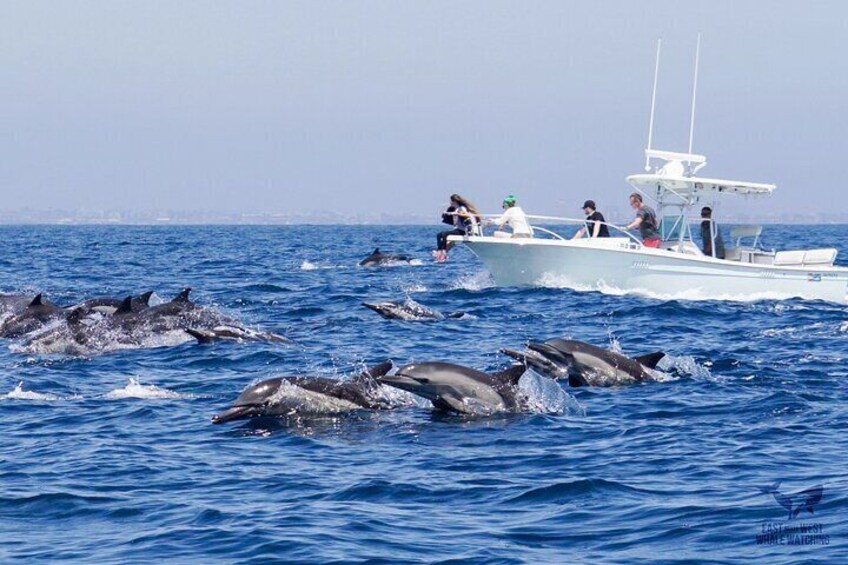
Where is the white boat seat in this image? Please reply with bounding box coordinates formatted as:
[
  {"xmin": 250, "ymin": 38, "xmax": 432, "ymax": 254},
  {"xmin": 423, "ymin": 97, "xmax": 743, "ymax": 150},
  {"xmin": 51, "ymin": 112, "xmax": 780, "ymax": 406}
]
[
  {"xmin": 724, "ymin": 247, "xmax": 741, "ymax": 261},
  {"xmin": 773, "ymin": 248, "xmax": 837, "ymax": 267},
  {"xmin": 668, "ymin": 241, "xmax": 704, "ymax": 256},
  {"xmin": 730, "ymin": 225, "xmax": 762, "ymax": 247}
]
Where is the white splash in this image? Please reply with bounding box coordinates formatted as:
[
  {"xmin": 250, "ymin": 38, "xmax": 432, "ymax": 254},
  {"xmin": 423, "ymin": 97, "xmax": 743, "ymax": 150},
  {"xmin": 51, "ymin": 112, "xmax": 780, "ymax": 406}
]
[
  {"xmin": 657, "ymin": 354, "xmax": 714, "ymax": 382},
  {"xmin": 104, "ymin": 378, "xmax": 187, "ymax": 400},
  {"xmin": 401, "ymin": 283, "xmax": 428, "ymax": 294},
  {"xmin": 2, "ymin": 382, "xmax": 61, "ymax": 401},
  {"xmin": 451, "ymin": 271, "xmax": 494, "ymax": 291},
  {"xmin": 519, "ymin": 371, "xmax": 585, "ymax": 416},
  {"xmin": 300, "ymin": 260, "xmax": 319, "ymax": 271}
]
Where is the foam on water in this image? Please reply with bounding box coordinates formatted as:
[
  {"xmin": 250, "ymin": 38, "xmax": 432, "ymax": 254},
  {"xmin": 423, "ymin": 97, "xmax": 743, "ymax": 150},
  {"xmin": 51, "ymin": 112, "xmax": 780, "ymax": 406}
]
[
  {"xmin": 104, "ymin": 378, "xmax": 188, "ymax": 400},
  {"xmin": 2, "ymin": 381, "xmax": 61, "ymax": 401}
]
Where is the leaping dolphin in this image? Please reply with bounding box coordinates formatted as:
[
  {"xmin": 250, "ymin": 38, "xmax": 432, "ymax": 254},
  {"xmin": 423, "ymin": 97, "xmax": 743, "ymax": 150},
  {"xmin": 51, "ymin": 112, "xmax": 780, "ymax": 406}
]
[
  {"xmin": 358, "ymin": 248, "xmax": 412, "ymax": 267},
  {"xmin": 362, "ymin": 299, "xmax": 465, "ymax": 321},
  {"xmin": 212, "ymin": 361, "xmax": 395, "ymax": 423},
  {"xmin": 501, "ymin": 338, "xmax": 665, "ymax": 387},
  {"xmin": 378, "ymin": 362, "xmax": 529, "ymax": 415}
]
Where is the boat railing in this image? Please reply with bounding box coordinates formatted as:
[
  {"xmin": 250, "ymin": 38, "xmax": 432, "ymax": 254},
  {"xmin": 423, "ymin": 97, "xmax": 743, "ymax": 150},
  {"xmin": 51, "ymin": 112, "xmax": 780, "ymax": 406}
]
[{"xmin": 478, "ymin": 214, "xmax": 645, "ymax": 247}]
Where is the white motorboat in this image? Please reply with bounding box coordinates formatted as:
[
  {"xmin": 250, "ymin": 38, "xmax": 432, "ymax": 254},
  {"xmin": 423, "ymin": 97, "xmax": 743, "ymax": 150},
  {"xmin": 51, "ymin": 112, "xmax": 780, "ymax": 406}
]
[{"xmin": 449, "ymin": 40, "xmax": 848, "ymax": 304}]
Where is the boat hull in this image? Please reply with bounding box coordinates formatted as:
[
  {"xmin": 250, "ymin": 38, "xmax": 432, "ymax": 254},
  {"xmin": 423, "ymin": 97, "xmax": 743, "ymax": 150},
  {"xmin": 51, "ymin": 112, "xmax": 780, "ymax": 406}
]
[{"xmin": 457, "ymin": 236, "xmax": 848, "ymax": 303}]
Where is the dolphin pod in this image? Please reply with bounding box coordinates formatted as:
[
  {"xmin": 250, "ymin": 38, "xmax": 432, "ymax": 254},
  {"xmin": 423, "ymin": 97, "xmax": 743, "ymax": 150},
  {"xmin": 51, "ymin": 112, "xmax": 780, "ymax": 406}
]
[
  {"xmin": 212, "ymin": 337, "xmax": 672, "ymax": 423},
  {"xmin": 0, "ymin": 289, "xmax": 288, "ymax": 355}
]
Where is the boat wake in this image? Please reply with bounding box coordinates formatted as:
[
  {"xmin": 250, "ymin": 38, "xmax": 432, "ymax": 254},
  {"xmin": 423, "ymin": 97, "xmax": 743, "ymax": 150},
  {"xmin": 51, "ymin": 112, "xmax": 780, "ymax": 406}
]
[{"xmin": 536, "ymin": 275, "xmax": 812, "ymax": 303}]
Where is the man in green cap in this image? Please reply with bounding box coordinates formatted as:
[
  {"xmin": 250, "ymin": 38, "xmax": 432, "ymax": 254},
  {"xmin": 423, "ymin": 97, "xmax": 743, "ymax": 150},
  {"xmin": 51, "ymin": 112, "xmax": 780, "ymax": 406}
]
[{"xmin": 491, "ymin": 195, "xmax": 533, "ymax": 238}]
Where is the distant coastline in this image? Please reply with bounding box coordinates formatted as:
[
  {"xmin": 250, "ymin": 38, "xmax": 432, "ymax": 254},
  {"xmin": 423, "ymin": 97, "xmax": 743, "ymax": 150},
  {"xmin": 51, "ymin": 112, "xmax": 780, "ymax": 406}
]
[{"xmin": 0, "ymin": 209, "xmax": 846, "ymax": 226}]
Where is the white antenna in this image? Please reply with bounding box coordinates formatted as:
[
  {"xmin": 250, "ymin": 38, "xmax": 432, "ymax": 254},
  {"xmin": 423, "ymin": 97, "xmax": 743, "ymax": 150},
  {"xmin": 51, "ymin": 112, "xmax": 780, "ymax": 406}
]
[
  {"xmin": 645, "ymin": 38, "xmax": 662, "ymax": 171},
  {"xmin": 688, "ymin": 33, "xmax": 701, "ymax": 156}
]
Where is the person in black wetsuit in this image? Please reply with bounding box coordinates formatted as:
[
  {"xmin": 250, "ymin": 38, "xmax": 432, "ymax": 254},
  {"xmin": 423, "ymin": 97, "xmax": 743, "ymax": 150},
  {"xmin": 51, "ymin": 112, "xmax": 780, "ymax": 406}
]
[{"xmin": 572, "ymin": 200, "xmax": 610, "ymax": 239}]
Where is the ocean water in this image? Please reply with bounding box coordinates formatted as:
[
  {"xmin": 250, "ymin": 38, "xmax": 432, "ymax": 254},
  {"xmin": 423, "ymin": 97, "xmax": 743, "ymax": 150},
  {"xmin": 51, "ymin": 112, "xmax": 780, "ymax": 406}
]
[{"xmin": 1, "ymin": 224, "xmax": 846, "ymax": 564}]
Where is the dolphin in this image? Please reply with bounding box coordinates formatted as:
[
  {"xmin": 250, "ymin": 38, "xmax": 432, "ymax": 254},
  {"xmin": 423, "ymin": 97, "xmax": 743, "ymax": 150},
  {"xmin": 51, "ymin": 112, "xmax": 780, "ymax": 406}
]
[
  {"xmin": 378, "ymin": 362, "xmax": 529, "ymax": 414},
  {"xmin": 212, "ymin": 361, "xmax": 395, "ymax": 423},
  {"xmin": 0, "ymin": 294, "xmax": 66, "ymax": 338},
  {"xmin": 358, "ymin": 248, "xmax": 412, "ymax": 266},
  {"xmin": 362, "ymin": 299, "xmax": 465, "ymax": 321},
  {"xmin": 185, "ymin": 325, "xmax": 291, "ymax": 344},
  {"xmin": 0, "ymin": 293, "xmax": 36, "ymax": 320},
  {"xmin": 501, "ymin": 338, "xmax": 665, "ymax": 387}
]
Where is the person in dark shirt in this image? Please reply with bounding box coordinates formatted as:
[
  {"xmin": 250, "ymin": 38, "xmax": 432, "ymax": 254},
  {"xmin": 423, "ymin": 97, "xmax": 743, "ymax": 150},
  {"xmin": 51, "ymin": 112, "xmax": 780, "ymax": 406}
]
[
  {"xmin": 625, "ymin": 193, "xmax": 661, "ymax": 248},
  {"xmin": 699, "ymin": 206, "xmax": 725, "ymax": 259},
  {"xmin": 572, "ymin": 200, "xmax": 610, "ymax": 239}
]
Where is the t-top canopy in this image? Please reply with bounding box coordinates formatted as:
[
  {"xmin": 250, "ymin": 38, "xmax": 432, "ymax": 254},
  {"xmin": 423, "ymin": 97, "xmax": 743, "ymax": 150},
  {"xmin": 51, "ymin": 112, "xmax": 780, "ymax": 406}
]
[{"xmin": 627, "ymin": 173, "xmax": 776, "ymax": 196}]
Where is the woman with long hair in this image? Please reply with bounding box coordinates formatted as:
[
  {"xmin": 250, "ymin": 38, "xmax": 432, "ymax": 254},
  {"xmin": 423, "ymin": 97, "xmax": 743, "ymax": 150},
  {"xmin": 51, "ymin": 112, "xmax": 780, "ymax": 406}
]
[{"xmin": 434, "ymin": 193, "xmax": 480, "ymax": 262}]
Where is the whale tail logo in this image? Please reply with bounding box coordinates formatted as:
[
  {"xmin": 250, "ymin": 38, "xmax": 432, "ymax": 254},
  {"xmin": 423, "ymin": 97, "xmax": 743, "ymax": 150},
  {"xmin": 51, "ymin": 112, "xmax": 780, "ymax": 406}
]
[{"xmin": 758, "ymin": 481, "xmax": 823, "ymax": 520}]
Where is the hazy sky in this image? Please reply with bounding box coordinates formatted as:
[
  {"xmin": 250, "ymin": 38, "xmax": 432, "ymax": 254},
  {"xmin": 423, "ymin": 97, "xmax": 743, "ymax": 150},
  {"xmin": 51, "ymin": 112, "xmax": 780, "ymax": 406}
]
[{"xmin": 2, "ymin": 1, "xmax": 847, "ymax": 220}]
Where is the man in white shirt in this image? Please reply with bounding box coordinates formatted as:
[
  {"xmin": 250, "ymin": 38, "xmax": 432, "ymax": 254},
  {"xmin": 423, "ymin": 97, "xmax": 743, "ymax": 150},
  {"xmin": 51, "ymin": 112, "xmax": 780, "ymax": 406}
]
[{"xmin": 491, "ymin": 195, "xmax": 533, "ymax": 238}]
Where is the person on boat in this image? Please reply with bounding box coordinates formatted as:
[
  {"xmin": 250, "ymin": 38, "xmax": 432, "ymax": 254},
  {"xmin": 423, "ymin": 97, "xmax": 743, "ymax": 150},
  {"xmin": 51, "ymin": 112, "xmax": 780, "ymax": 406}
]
[
  {"xmin": 700, "ymin": 206, "xmax": 725, "ymax": 259},
  {"xmin": 572, "ymin": 200, "xmax": 610, "ymax": 239},
  {"xmin": 625, "ymin": 193, "xmax": 661, "ymax": 248},
  {"xmin": 434, "ymin": 194, "xmax": 480, "ymax": 262},
  {"xmin": 490, "ymin": 195, "xmax": 533, "ymax": 238}
]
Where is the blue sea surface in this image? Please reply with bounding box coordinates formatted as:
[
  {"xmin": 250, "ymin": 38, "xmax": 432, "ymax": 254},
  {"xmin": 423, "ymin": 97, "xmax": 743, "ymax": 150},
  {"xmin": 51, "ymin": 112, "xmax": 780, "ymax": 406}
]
[{"xmin": 1, "ymin": 224, "xmax": 846, "ymax": 564}]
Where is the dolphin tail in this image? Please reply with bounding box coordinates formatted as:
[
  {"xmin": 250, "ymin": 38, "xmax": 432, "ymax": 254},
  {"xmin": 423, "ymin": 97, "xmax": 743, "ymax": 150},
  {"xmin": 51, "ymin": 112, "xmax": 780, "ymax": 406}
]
[{"xmin": 634, "ymin": 351, "xmax": 666, "ymax": 369}]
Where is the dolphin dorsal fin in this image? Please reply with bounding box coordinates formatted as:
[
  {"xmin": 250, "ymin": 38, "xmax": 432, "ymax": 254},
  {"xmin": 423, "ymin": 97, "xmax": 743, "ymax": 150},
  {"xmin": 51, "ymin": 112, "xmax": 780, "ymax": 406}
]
[
  {"xmin": 360, "ymin": 360, "xmax": 393, "ymax": 380},
  {"xmin": 634, "ymin": 351, "xmax": 665, "ymax": 369},
  {"xmin": 115, "ymin": 296, "xmax": 134, "ymax": 314},
  {"xmin": 29, "ymin": 293, "xmax": 43, "ymax": 307},
  {"xmin": 138, "ymin": 290, "xmax": 154, "ymax": 306},
  {"xmin": 491, "ymin": 363, "xmax": 527, "ymax": 384},
  {"xmin": 372, "ymin": 248, "xmax": 380, "ymax": 255},
  {"xmin": 173, "ymin": 288, "xmax": 192, "ymax": 303}
]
